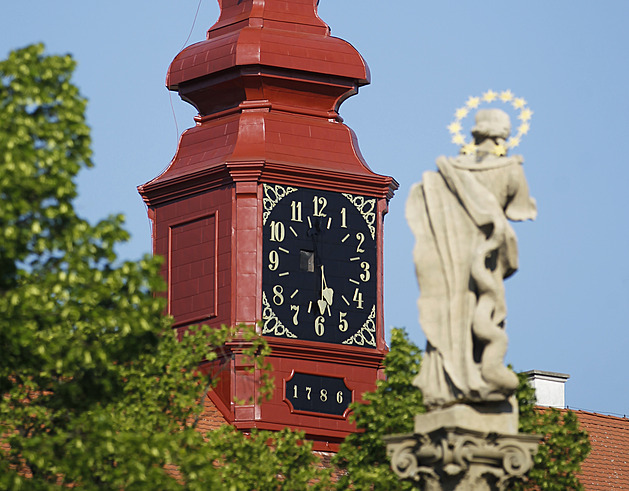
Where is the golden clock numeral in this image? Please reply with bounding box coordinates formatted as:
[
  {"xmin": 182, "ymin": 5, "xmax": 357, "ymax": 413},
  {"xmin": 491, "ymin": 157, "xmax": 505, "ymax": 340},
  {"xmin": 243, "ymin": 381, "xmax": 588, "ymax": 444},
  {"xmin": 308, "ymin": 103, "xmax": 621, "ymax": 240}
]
[
  {"xmin": 290, "ymin": 305, "xmax": 299, "ymax": 325},
  {"xmin": 339, "ymin": 312, "xmax": 348, "ymax": 332},
  {"xmin": 270, "ymin": 221, "xmax": 285, "ymax": 242},
  {"xmin": 268, "ymin": 250, "xmax": 279, "ymax": 271},
  {"xmin": 291, "ymin": 201, "xmax": 302, "ymax": 222},
  {"xmin": 315, "ymin": 315, "xmax": 325, "ymax": 336},
  {"xmin": 360, "ymin": 261, "xmax": 370, "ymax": 282},
  {"xmin": 355, "ymin": 232, "xmax": 366, "ymax": 253},
  {"xmin": 340, "ymin": 207, "xmax": 347, "ymax": 228},
  {"xmin": 353, "ymin": 287, "xmax": 364, "ymax": 309},
  {"xmin": 313, "ymin": 196, "xmax": 327, "ymax": 217},
  {"xmin": 273, "ymin": 285, "xmax": 284, "ymax": 306}
]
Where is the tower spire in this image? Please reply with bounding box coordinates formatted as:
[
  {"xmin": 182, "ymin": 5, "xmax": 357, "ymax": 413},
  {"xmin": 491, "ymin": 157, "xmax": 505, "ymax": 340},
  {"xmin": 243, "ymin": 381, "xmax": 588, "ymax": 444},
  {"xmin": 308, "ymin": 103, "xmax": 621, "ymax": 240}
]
[{"xmin": 166, "ymin": 0, "xmax": 369, "ymax": 120}]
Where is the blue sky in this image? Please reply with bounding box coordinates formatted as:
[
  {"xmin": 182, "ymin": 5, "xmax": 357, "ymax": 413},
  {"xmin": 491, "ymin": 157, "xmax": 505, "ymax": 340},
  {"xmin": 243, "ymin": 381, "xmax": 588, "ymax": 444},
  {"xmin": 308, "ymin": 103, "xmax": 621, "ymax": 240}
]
[{"xmin": 3, "ymin": 1, "xmax": 628, "ymax": 417}]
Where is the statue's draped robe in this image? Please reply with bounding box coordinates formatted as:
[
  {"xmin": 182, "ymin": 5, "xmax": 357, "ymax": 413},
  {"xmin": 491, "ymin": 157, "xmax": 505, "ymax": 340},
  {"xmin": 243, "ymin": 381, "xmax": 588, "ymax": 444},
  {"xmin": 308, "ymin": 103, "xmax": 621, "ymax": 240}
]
[{"xmin": 406, "ymin": 155, "xmax": 537, "ymax": 407}]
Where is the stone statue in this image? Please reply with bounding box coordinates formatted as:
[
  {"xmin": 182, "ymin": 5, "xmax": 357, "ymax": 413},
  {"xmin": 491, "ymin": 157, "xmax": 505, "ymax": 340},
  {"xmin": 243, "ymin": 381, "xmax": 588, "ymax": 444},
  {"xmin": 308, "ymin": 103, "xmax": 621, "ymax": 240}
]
[
  {"xmin": 406, "ymin": 108, "xmax": 537, "ymax": 408},
  {"xmin": 387, "ymin": 106, "xmax": 540, "ymax": 489}
]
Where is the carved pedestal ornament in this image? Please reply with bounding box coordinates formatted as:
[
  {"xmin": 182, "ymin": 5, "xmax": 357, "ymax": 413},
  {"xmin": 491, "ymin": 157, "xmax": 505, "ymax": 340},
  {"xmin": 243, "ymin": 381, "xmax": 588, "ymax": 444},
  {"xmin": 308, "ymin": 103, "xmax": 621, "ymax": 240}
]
[
  {"xmin": 387, "ymin": 429, "xmax": 540, "ymax": 491},
  {"xmin": 388, "ymin": 92, "xmax": 539, "ymax": 489},
  {"xmin": 385, "ymin": 401, "xmax": 540, "ymax": 490}
]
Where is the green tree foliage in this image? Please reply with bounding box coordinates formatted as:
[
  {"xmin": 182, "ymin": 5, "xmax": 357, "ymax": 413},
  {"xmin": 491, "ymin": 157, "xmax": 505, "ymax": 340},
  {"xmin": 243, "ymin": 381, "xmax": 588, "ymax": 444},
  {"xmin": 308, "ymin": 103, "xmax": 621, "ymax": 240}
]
[
  {"xmin": 334, "ymin": 328, "xmax": 590, "ymax": 490},
  {"xmin": 333, "ymin": 328, "xmax": 424, "ymax": 490},
  {"xmin": 0, "ymin": 44, "xmax": 329, "ymax": 490},
  {"xmin": 514, "ymin": 372, "xmax": 591, "ymax": 490}
]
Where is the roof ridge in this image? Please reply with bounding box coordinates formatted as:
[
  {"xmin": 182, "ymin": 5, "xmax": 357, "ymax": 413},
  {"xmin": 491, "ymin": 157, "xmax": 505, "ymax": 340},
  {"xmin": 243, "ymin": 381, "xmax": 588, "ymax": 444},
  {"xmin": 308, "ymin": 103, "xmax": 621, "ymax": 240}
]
[{"xmin": 572, "ymin": 409, "xmax": 629, "ymax": 422}]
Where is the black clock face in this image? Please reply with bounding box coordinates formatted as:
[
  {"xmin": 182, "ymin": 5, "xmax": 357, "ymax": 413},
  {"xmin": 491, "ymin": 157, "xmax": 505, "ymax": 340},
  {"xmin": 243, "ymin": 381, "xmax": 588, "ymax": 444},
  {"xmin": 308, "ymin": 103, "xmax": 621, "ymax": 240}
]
[{"xmin": 262, "ymin": 184, "xmax": 378, "ymax": 348}]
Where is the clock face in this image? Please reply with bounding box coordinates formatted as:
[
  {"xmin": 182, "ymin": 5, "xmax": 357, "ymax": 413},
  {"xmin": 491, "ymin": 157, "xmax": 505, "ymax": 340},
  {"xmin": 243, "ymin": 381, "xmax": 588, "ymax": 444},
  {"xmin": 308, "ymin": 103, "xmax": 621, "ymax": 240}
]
[{"xmin": 262, "ymin": 184, "xmax": 378, "ymax": 348}]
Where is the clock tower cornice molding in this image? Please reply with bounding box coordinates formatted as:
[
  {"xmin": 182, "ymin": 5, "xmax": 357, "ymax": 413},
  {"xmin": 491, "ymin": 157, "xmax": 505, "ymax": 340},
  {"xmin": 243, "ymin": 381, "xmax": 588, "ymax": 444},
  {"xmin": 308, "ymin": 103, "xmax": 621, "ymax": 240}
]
[
  {"xmin": 264, "ymin": 338, "xmax": 387, "ymax": 369},
  {"xmin": 139, "ymin": 159, "xmax": 398, "ymax": 207},
  {"xmin": 260, "ymin": 163, "xmax": 399, "ymax": 201},
  {"xmin": 178, "ymin": 65, "xmax": 360, "ymax": 123},
  {"xmin": 213, "ymin": 337, "xmax": 386, "ymax": 369}
]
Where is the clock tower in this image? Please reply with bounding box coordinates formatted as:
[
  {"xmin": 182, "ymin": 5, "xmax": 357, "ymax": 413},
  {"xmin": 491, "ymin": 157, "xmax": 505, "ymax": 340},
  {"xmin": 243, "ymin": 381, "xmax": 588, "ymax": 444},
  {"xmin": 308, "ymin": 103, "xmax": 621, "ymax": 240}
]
[{"xmin": 138, "ymin": 0, "xmax": 397, "ymax": 451}]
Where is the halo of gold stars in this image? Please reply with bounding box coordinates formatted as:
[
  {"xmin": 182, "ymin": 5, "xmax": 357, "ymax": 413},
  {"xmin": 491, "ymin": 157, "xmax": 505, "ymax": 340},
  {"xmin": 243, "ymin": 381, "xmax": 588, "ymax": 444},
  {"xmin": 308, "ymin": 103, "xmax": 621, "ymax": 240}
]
[{"xmin": 448, "ymin": 90, "xmax": 533, "ymax": 156}]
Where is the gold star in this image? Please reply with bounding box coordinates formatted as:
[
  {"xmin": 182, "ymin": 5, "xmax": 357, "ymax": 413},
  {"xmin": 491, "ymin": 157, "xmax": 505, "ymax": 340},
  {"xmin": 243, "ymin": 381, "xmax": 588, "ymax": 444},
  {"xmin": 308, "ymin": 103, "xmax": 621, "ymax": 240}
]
[
  {"xmin": 466, "ymin": 96, "xmax": 481, "ymax": 109},
  {"xmin": 447, "ymin": 121, "xmax": 462, "ymax": 134},
  {"xmin": 512, "ymin": 97, "xmax": 527, "ymax": 109},
  {"xmin": 482, "ymin": 90, "xmax": 497, "ymax": 102},
  {"xmin": 462, "ymin": 143, "xmax": 477, "ymax": 155},
  {"xmin": 500, "ymin": 90, "xmax": 514, "ymax": 102},
  {"xmin": 455, "ymin": 107, "xmax": 468, "ymax": 119},
  {"xmin": 507, "ymin": 136, "xmax": 521, "ymax": 148},
  {"xmin": 493, "ymin": 144, "xmax": 507, "ymax": 156},
  {"xmin": 518, "ymin": 123, "xmax": 530, "ymax": 135},
  {"xmin": 452, "ymin": 134, "xmax": 466, "ymax": 145},
  {"xmin": 519, "ymin": 108, "xmax": 533, "ymax": 121}
]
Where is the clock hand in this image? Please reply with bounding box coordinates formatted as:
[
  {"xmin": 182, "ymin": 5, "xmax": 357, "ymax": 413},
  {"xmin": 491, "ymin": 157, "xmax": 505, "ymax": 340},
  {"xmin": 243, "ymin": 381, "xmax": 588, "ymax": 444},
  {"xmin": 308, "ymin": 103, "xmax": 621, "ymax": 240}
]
[
  {"xmin": 320, "ymin": 265, "xmax": 334, "ymax": 311},
  {"xmin": 318, "ymin": 266, "xmax": 327, "ymax": 315}
]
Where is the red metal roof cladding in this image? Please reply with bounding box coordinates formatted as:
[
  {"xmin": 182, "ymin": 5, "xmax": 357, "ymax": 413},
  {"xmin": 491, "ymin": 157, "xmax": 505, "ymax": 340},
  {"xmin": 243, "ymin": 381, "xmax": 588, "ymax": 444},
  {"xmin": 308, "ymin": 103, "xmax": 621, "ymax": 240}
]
[
  {"xmin": 211, "ymin": 0, "xmax": 330, "ymax": 36},
  {"xmin": 167, "ymin": 0, "xmax": 369, "ymax": 91},
  {"xmin": 145, "ymin": 112, "xmax": 376, "ymax": 187},
  {"xmin": 141, "ymin": 0, "xmax": 397, "ymax": 201},
  {"xmin": 576, "ymin": 411, "xmax": 629, "ymax": 490}
]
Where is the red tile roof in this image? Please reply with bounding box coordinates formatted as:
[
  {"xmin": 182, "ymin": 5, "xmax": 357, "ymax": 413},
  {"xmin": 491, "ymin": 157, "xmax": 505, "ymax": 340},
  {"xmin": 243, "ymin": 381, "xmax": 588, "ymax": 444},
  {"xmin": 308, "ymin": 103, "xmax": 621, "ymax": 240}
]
[{"xmin": 576, "ymin": 410, "xmax": 629, "ymax": 490}]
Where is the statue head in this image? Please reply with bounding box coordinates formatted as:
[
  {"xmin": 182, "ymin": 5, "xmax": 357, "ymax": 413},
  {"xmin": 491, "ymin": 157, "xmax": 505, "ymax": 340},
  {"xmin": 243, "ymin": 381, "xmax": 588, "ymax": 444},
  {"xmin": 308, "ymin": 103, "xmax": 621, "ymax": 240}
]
[{"xmin": 471, "ymin": 109, "xmax": 511, "ymax": 142}]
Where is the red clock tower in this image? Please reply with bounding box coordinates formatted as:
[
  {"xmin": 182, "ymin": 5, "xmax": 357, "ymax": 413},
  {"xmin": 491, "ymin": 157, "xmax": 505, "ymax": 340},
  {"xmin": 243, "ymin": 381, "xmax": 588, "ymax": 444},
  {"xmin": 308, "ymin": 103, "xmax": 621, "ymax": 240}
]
[{"xmin": 138, "ymin": 0, "xmax": 397, "ymax": 451}]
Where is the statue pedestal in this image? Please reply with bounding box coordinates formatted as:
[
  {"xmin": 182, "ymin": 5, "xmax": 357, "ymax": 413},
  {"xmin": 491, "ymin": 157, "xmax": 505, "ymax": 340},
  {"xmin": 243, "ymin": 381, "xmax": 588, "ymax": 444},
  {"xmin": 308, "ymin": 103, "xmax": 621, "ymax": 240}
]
[{"xmin": 385, "ymin": 400, "xmax": 539, "ymax": 490}]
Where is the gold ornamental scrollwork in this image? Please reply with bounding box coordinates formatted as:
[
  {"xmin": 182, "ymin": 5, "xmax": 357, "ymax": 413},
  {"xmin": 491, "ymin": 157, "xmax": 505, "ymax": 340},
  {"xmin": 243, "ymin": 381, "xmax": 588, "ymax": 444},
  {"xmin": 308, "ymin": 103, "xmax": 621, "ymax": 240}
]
[
  {"xmin": 262, "ymin": 292, "xmax": 297, "ymax": 339},
  {"xmin": 263, "ymin": 183, "xmax": 297, "ymax": 225},
  {"xmin": 342, "ymin": 193, "xmax": 376, "ymax": 240},
  {"xmin": 342, "ymin": 305, "xmax": 376, "ymax": 347}
]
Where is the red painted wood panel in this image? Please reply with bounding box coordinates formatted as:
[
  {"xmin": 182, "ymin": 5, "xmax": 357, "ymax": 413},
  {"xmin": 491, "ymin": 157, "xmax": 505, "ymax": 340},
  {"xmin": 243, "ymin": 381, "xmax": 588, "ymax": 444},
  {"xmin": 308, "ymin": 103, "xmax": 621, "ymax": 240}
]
[{"xmin": 152, "ymin": 187, "xmax": 234, "ymax": 330}]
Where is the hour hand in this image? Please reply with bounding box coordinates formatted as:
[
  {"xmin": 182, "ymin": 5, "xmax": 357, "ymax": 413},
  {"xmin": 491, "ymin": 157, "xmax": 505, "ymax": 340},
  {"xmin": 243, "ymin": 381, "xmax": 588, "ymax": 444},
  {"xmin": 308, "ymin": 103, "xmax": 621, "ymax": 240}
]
[
  {"xmin": 318, "ymin": 266, "xmax": 334, "ymax": 315},
  {"xmin": 317, "ymin": 298, "xmax": 327, "ymax": 316}
]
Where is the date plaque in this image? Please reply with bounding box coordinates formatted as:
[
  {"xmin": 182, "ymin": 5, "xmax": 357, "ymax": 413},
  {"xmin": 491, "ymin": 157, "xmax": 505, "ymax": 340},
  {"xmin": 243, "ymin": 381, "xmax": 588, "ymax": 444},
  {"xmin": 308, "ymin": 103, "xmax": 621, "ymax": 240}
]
[{"xmin": 285, "ymin": 372, "xmax": 352, "ymax": 416}]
